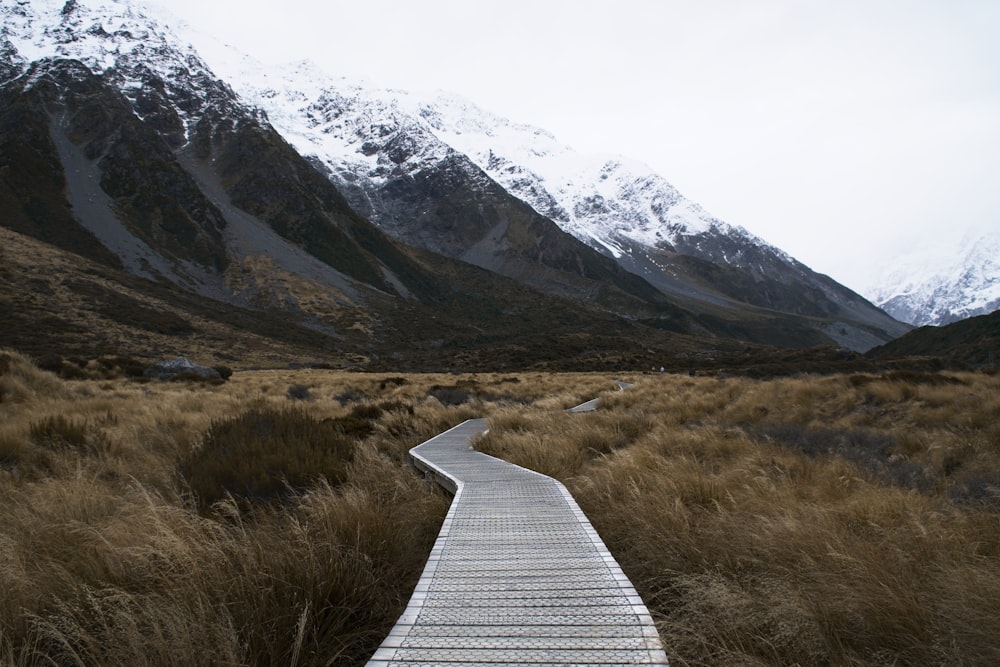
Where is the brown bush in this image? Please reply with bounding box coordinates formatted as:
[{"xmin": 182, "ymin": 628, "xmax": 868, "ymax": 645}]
[{"xmin": 179, "ymin": 407, "xmax": 358, "ymax": 510}]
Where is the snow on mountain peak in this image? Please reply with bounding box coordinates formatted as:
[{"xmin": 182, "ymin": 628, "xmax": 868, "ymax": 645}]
[
  {"xmin": 1, "ymin": 0, "xmax": 251, "ymax": 137},
  {"xmin": 868, "ymin": 227, "xmax": 1000, "ymax": 325},
  {"xmin": 160, "ymin": 28, "xmax": 788, "ymax": 264},
  {"xmin": 5, "ymin": 0, "xmax": 167, "ymax": 71},
  {"xmin": 382, "ymin": 88, "xmax": 786, "ymax": 259},
  {"xmin": 1, "ymin": 0, "xmax": 916, "ymax": 349}
]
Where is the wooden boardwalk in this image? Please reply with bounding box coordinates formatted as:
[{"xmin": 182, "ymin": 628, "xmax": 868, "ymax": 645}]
[{"xmin": 367, "ymin": 395, "xmax": 669, "ymax": 666}]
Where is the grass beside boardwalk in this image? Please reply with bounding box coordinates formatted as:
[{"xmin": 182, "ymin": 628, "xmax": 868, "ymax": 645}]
[
  {"xmin": 479, "ymin": 371, "xmax": 1000, "ymax": 666},
  {"xmin": 0, "ymin": 350, "xmax": 616, "ymax": 666},
  {"xmin": 3, "ymin": 348, "xmax": 999, "ymax": 665}
]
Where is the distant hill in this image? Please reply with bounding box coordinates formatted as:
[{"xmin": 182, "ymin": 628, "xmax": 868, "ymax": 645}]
[{"xmin": 867, "ymin": 310, "xmax": 1000, "ymax": 371}]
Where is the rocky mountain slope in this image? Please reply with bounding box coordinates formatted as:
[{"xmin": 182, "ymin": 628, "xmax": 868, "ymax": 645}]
[
  {"xmin": 867, "ymin": 229, "xmax": 1000, "ymax": 326},
  {"xmin": 193, "ymin": 52, "xmax": 908, "ymax": 351},
  {"xmin": 0, "ymin": 0, "xmax": 699, "ymax": 370},
  {"xmin": 1, "ymin": 0, "xmax": 912, "ymax": 370},
  {"xmin": 1, "ymin": 0, "xmax": 409, "ymax": 307}
]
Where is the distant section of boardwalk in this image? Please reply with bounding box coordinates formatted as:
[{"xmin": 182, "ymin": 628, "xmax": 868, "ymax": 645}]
[{"xmin": 367, "ymin": 391, "xmax": 669, "ymax": 666}]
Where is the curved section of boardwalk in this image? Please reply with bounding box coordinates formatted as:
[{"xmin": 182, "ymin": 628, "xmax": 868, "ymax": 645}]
[{"xmin": 368, "ymin": 410, "xmax": 669, "ymax": 666}]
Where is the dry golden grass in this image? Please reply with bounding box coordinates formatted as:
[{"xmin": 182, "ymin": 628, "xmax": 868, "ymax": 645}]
[
  {"xmin": 480, "ymin": 371, "xmax": 1000, "ymax": 666},
  {"xmin": 6, "ymin": 350, "xmax": 999, "ymax": 665},
  {"xmin": 0, "ymin": 351, "xmax": 624, "ymax": 665}
]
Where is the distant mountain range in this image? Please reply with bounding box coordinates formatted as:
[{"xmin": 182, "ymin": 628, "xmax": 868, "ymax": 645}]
[
  {"xmin": 0, "ymin": 0, "xmax": 948, "ymax": 372},
  {"xmin": 865, "ymin": 229, "xmax": 1000, "ymax": 326},
  {"xmin": 194, "ymin": 47, "xmax": 908, "ymax": 350}
]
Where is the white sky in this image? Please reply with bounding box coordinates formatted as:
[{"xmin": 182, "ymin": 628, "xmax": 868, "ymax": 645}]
[{"xmin": 142, "ymin": 0, "xmax": 999, "ymax": 294}]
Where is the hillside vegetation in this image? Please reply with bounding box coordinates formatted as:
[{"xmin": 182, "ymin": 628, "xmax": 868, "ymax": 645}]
[
  {"xmin": 867, "ymin": 308, "xmax": 1000, "ymax": 370},
  {"xmin": 2, "ymin": 350, "xmax": 998, "ymax": 665}
]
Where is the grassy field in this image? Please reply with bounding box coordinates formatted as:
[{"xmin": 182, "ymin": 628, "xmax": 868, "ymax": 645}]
[
  {"xmin": 0, "ymin": 350, "xmax": 614, "ymax": 665},
  {"xmin": 480, "ymin": 370, "xmax": 1000, "ymax": 665},
  {"xmin": 2, "ymin": 349, "xmax": 998, "ymax": 665}
]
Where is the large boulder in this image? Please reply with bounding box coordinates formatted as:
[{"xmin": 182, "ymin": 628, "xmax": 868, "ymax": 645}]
[{"xmin": 144, "ymin": 356, "xmax": 221, "ymax": 381}]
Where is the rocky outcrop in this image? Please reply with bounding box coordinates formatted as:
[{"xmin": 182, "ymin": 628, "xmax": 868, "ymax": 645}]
[{"xmin": 144, "ymin": 356, "xmax": 221, "ymax": 381}]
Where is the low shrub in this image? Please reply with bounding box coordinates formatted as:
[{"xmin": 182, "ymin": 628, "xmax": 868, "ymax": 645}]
[
  {"xmin": 180, "ymin": 407, "xmax": 358, "ymax": 510},
  {"xmin": 286, "ymin": 384, "xmax": 312, "ymax": 401},
  {"xmin": 374, "ymin": 399, "xmax": 415, "ymax": 416},
  {"xmin": 378, "ymin": 377, "xmax": 408, "ymax": 390},
  {"xmin": 349, "ymin": 403, "xmax": 384, "ymax": 420},
  {"xmin": 333, "ymin": 388, "xmax": 366, "ymax": 404},
  {"xmin": 169, "ymin": 371, "xmax": 224, "ymax": 385},
  {"xmin": 32, "ymin": 354, "xmax": 152, "ymax": 381},
  {"xmin": 427, "ymin": 384, "xmax": 472, "ymax": 406}
]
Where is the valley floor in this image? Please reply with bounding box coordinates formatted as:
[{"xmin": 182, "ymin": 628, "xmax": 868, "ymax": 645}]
[{"xmin": 1, "ymin": 352, "xmax": 998, "ymax": 665}]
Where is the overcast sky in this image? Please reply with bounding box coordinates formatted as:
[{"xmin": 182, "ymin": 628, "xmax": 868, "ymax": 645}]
[{"xmin": 144, "ymin": 0, "xmax": 999, "ymax": 294}]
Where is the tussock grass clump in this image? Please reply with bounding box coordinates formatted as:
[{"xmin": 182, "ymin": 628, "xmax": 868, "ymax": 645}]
[
  {"xmin": 425, "ymin": 379, "xmax": 534, "ymax": 407},
  {"xmin": 427, "ymin": 383, "xmax": 474, "ymax": 406},
  {"xmin": 287, "ymin": 383, "xmax": 313, "ymax": 400},
  {"xmin": 34, "ymin": 353, "xmax": 150, "ymax": 381},
  {"xmin": 333, "ymin": 387, "xmax": 366, "ymax": 404},
  {"xmin": 28, "ymin": 415, "xmax": 98, "ymax": 453},
  {"xmin": 180, "ymin": 406, "xmax": 359, "ymax": 510},
  {"xmin": 0, "ymin": 350, "xmax": 66, "ymax": 404},
  {"xmin": 479, "ymin": 408, "xmax": 653, "ymax": 478},
  {"xmin": 479, "ymin": 412, "xmax": 586, "ymax": 479}
]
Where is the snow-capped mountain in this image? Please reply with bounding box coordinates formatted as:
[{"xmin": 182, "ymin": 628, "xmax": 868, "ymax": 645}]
[
  {"xmin": 2, "ymin": 0, "xmax": 912, "ymax": 358},
  {"xmin": 2, "ymin": 0, "xmax": 254, "ymax": 141},
  {"xmin": 0, "ymin": 0, "xmax": 470, "ymax": 338},
  {"xmin": 867, "ymin": 229, "xmax": 1000, "ymax": 326},
  {"xmin": 403, "ymin": 93, "xmax": 764, "ymax": 258},
  {"xmin": 192, "ymin": 52, "xmax": 778, "ymax": 267},
  {"xmin": 187, "ymin": 46, "xmax": 908, "ymax": 349},
  {"xmin": 0, "ymin": 0, "xmax": 701, "ymax": 367}
]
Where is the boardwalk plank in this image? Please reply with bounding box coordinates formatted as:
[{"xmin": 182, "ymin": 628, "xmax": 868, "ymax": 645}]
[{"xmin": 367, "ymin": 402, "xmax": 668, "ymax": 666}]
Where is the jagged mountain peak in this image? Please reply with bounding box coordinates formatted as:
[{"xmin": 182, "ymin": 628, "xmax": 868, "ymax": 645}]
[
  {"xmin": 5, "ymin": 0, "xmax": 171, "ymax": 70},
  {"xmin": 195, "ymin": 52, "xmax": 442, "ymax": 171},
  {"xmin": 406, "ymin": 90, "xmax": 559, "ymax": 147},
  {"xmin": 1, "ymin": 0, "xmax": 257, "ymax": 136},
  {"xmin": 426, "ymin": 110, "xmax": 782, "ymax": 260},
  {"xmin": 203, "ymin": 48, "xmax": 763, "ymax": 254}
]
